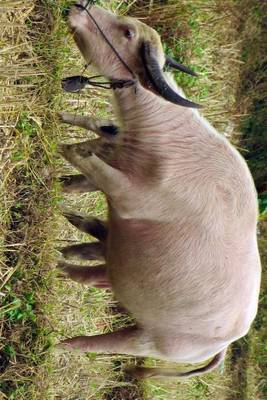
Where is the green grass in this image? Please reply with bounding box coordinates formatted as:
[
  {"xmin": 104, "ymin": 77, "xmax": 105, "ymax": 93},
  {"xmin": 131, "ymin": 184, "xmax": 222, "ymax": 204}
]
[
  {"xmin": 0, "ymin": 2, "xmax": 67, "ymax": 398},
  {"xmin": 0, "ymin": 0, "xmax": 266, "ymax": 399}
]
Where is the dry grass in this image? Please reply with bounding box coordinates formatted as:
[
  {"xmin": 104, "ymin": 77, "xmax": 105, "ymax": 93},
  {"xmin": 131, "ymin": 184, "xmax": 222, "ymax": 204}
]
[
  {"xmin": 0, "ymin": 2, "xmax": 61, "ymax": 399},
  {"xmin": 130, "ymin": 0, "xmax": 246, "ymax": 137}
]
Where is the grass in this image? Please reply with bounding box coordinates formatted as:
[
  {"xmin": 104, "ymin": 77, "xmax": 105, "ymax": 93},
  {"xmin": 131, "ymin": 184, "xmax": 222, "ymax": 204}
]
[
  {"xmin": 0, "ymin": 0, "xmax": 266, "ymax": 399},
  {"xmin": 0, "ymin": 2, "xmax": 63, "ymax": 398},
  {"xmin": 236, "ymin": 0, "xmax": 267, "ymax": 216}
]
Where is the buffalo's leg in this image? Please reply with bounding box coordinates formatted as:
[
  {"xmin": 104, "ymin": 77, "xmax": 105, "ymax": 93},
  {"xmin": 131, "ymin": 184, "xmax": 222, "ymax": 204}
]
[
  {"xmin": 59, "ymin": 135, "xmax": 116, "ymax": 194},
  {"xmin": 59, "ymin": 143, "xmax": 131, "ymax": 198},
  {"xmin": 63, "ymin": 211, "xmax": 108, "ymax": 242},
  {"xmin": 125, "ymin": 349, "xmax": 227, "ymax": 379},
  {"xmin": 59, "ymin": 112, "xmax": 119, "ymax": 138},
  {"xmin": 60, "ymin": 242, "xmax": 105, "ymax": 261},
  {"xmin": 59, "ymin": 174, "xmax": 98, "ymax": 194},
  {"xmin": 57, "ymin": 326, "xmax": 153, "ymax": 358},
  {"xmin": 58, "ymin": 262, "xmax": 110, "ymax": 287},
  {"xmin": 59, "ymin": 138, "xmax": 102, "ymax": 194}
]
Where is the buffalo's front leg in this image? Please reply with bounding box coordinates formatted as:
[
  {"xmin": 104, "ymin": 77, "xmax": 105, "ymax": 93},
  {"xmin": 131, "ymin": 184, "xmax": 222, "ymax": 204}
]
[
  {"xmin": 59, "ymin": 138, "xmax": 101, "ymax": 193},
  {"xmin": 59, "ymin": 142, "xmax": 131, "ymax": 198},
  {"xmin": 59, "ymin": 112, "xmax": 119, "ymax": 138}
]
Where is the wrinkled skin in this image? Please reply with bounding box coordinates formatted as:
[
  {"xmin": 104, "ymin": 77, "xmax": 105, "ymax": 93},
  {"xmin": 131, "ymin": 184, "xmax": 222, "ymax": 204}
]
[{"xmin": 57, "ymin": 1, "xmax": 261, "ymax": 379}]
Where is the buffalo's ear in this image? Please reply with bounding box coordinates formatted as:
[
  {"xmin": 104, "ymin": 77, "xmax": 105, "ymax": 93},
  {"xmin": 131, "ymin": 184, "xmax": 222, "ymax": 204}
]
[{"xmin": 140, "ymin": 41, "xmax": 202, "ymax": 109}]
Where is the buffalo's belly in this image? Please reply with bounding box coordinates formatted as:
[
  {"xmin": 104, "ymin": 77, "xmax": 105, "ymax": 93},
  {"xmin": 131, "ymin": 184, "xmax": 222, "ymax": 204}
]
[{"xmin": 106, "ymin": 219, "xmax": 261, "ymax": 338}]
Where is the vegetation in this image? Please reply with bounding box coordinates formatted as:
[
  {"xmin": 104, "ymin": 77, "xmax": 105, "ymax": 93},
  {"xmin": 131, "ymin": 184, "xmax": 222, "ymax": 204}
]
[{"xmin": 0, "ymin": 0, "xmax": 266, "ymax": 399}]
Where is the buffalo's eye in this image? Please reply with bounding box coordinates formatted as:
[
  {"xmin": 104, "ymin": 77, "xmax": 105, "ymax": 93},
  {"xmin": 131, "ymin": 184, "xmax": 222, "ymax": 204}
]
[{"xmin": 124, "ymin": 29, "xmax": 135, "ymax": 39}]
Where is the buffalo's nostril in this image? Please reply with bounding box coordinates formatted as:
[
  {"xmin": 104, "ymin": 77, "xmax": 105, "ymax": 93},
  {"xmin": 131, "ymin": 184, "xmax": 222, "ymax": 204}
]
[
  {"xmin": 62, "ymin": 6, "xmax": 71, "ymax": 19},
  {"xmin": 74, "ymin": 4, "xmax": 84, "ymax": 10}
]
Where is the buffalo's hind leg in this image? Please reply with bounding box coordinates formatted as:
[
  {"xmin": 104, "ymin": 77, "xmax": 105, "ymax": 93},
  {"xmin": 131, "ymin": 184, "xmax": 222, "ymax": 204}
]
[
  {"xmin": 57, "ymin": 326, "xmax": 154, "ymax": 359},
  {"xmin": 59, "ymin": 241, "xmax": 105, "ymax": 261},
  {"xmin": 58, "ymin": 262, "xmax": 110, "ymax": 288},
  {"xmin": 62, "ymin": 210, "xmax": 108, "ymax": 242},
  {"xmin": 59, "ymin": 174, "xmax": 98, "ymax": 194}
]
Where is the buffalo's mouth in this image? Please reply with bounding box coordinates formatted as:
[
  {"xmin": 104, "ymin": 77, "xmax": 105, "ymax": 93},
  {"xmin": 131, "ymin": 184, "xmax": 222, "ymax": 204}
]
[{"xmin": 68, "ymin": 2, "xmax": 99, "ymax": 38}]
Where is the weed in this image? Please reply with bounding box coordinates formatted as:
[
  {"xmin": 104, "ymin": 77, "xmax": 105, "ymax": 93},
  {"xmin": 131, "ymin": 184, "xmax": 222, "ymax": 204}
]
[
  {"xmin": 16, "ymin": 113, "xmax": 39, "ymax": 138},
  {"xmin": 1, "ymin": 287, "xmax": 36, "ymax": 323}
]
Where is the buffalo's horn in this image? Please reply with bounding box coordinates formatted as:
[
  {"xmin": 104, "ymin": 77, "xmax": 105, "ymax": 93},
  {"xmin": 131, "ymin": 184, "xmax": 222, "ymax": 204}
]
[
  {"xmin": 165, "ymin": 56, "xmax": 198, "ymax": 77},
  {"xmin": 140, "ymin": 42, "xmax": 202, "ymax": 109}
]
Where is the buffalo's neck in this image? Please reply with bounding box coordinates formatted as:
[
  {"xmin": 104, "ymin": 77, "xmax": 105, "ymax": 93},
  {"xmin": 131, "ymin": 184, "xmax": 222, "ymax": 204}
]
[
  {"xmin": 114, "ymin": 83, "xmax": 188, "ymax": 136},
  {"xmin": 112, "ymin": 83, "xmax": 192, "ymax": 180}
]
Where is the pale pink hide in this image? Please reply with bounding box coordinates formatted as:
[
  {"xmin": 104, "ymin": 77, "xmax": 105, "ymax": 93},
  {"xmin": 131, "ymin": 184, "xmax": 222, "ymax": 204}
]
[{"xmin": 58, "ymin": 2, "xmax": 261, "ymax": 378}]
